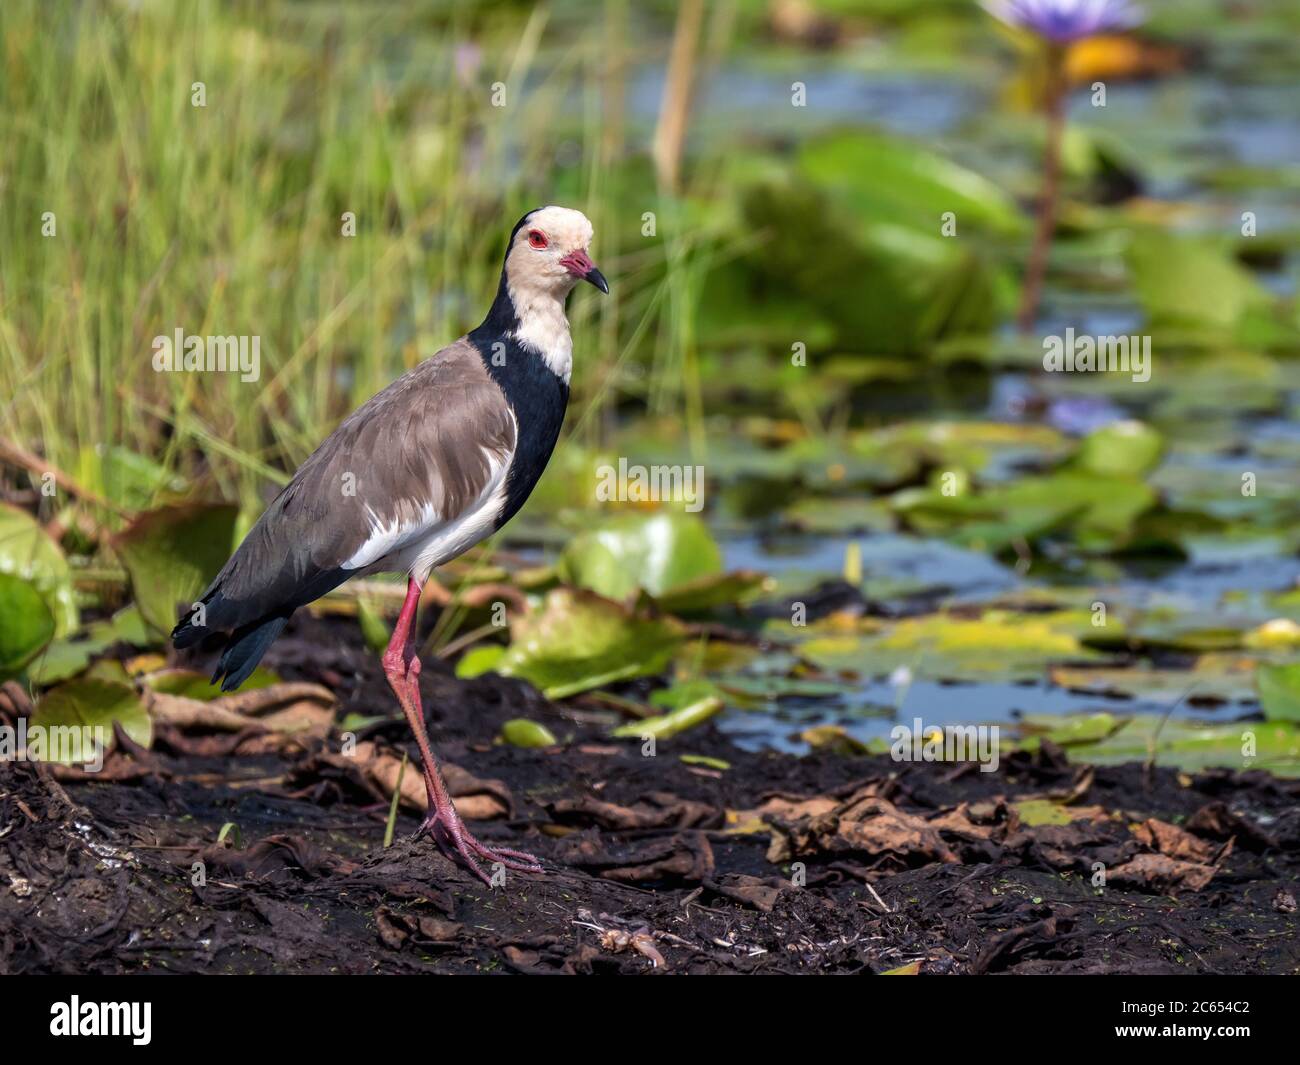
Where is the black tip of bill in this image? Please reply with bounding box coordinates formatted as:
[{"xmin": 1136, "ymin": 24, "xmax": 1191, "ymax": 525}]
[{"xmin": 585, "ymin": 267, "xmax": 609, "ymax": 295}]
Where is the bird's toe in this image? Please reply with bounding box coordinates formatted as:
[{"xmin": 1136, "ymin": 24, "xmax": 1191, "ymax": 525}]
[{"xmin": 419, "ymin": 811, "xmax": 542, "ymax": 883}]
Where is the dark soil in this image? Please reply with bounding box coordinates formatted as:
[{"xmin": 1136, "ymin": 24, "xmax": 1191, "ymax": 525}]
[{"xmin": 2, "ymin": 614, "xmax": 1297, "ymax": 975}]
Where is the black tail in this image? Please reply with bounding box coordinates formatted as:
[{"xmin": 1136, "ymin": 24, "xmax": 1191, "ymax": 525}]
[
  {"xmin": 208, "ymin": 613, "xmax": 292, "ymax": 691},
  {"xmin": 171, "ymin": 563, "xmax": 347, "ymax": 690},
  {"xmin": 171, "ymin": 586, "xmax": 290, "ymax": 692},
  {"xmin": 171, "ymin": 614, "xmax": 209, "ymax": 650},
  {"xmin": 171, "ymin": 588, "xmax": 225, "ymax": 650}
]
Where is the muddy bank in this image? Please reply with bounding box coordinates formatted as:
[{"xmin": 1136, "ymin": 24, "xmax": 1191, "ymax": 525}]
[{"xmin": 2, "ymin": 616, "xmax": 1297, "ymax": 975}]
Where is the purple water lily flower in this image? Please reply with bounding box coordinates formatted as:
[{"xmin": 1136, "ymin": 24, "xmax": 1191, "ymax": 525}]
[
  {"xmin": 981, "ymin": 0, "xmax": 1142, "ymax": 44},
  {"xmin": 1046, "ymin": 395, "xmax": 1126, "ymax": 436}
]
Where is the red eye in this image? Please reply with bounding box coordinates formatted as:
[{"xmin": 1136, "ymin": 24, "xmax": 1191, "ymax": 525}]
[{"xmin": 527, "ymin": 229, "xmax": 548, "ymax": 249}]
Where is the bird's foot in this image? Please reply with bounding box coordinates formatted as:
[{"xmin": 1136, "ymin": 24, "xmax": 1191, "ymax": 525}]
[{"xmin": 420, "ymin": 806, "xmax": 543, "ymax": 886}]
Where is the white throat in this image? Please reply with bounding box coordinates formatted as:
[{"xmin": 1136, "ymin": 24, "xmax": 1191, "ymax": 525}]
[{"xmin": 507, "ymin": 281, "xmax": 573, "ymax": 384}]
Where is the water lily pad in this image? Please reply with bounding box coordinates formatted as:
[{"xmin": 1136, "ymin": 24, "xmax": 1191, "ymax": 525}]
[
  {"xmin": 146, "ymin": 666, "xmax": 279, "ymax": 700},
  {"xmin": 1016, "ymin": 712, "xmax": 1127, "ymax": 747},
  {"xmin": 495, "ymin": 588, "xmax": 685, "ymax": 699},
  {"xmin": 1151, "ymin": 351, "xmax": 1283, "ymax": 420},
  {"xmin": 786, "ymin": 432, "xmax": 919, "ymax": 489},
  {"xmin": 894, "ymin": 472, "xmax": 1157, "ymax": 553},
  {"xmin": 26, "ymin": 639, "xmax": 97, "ymax": 686},
  {"xmin": 0, "ymin": 503, "xmax": 78, "ymax": 635},
  {"xmin": 559, "ymin": 512, "xmax": 761, "ymax": 613},
  {"xmin": 1072, "ymin": 420, "xmax": 1164, "ymax": 478},
  {"xmin": 113, "ymin": 503, "xmax": 239, "ymax": 635},
  {"xmin": 716, "ymin": 674, "xmax": 851, "ymax": 702},
  {"xmin": 800, "ymin": 723, "xmax": 873, "ymax": 755},
  {"xmin": 28, "ymin": 605, "xmax": 157, "ymax": 686},
  {"xmin": 0, "ymin": 573, "xmax": 56, "ymax": 679},
  {"xmin": 87, "ymin": 606, "xmax": 153, "ymax": 649},
  {"xmin": 1256, "ymin": 663, "xmax": 1300, "ymax": 723},
  {"xmin": 29, "ymin": 678, "xmax": 152, "ymax": 763},
  {"xmin": 1046, "ymin": 713, "xmax": 1300, "ymax": 776},
  {"xmin": 797, "ymin": 131, "xmax": 1023, "ymax": 237},
  {"xmin": 1049, "ymin": 656, "xmax": 1259, "ymax": 704},
  {"xmin": 654, "ymin": 570, "xmax": 768, "ymax": 614},
  {"xmin": 560, "ymin": 511, "xmax": 720, "ymax": 598},
  {"xmin": 1126, "ymin": 230, "xmax": 1271, "ymax": 332},
  {"xmin": 1124, "ymin": 609, "xmax": 1253, "ymax": 653},
  {"xmin": 801, "ymin": 611, "xmax": 1105, "ymax": 683},
  {"xmin": 781, "ymin": 496, "xmax": 895, "ymax": 535},
  {"xmin": 738, "ymin": 178, "xmax": 1004, "ymax": 355},
  {"xmin": 85, "ymin": 659, "xmax": 132, "ymax": 686},
  {"xmin": 869, "ymin": 421, "xmax": 1071, "ymax": 483}
]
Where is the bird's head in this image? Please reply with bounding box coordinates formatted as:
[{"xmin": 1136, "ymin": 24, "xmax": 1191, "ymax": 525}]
[{"xmin": 503, "ymin": 205, "xmax": 608, "ymax": 300}]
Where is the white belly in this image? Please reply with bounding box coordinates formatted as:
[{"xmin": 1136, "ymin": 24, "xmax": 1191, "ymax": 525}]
[
  {"xmin": 388, "ymin": 474, "xmax": 509, "ymax": 580},
  {"xmin": 344, "ymin": 446, "xmax": 512, "ymax": 583}
]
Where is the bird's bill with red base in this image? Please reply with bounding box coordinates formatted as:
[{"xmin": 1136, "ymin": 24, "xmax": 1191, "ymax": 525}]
[{"xmin": 558, "ymin": 248, "xmax": 609, "ymax": 294}]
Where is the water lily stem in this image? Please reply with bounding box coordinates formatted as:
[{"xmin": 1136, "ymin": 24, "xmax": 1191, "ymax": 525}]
[{"xmin": 1017, "ymin": 44, "xmax": 1068, "ymax": 333}]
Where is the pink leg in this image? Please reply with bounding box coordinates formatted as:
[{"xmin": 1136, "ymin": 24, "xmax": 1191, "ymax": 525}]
[{"xmin": 381, "ymin": 577, "xmax": 542, "ymax": 884}]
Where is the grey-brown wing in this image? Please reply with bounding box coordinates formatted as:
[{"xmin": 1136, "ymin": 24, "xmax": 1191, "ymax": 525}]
[{"xmin": 175, "ymin": 338, "xmax": 515, "ymax": 640}]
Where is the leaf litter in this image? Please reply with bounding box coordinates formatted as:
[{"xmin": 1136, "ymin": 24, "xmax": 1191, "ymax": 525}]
[{"xmin": 1, "ymin": 613, "xmax": 1297, "ymax": 975}]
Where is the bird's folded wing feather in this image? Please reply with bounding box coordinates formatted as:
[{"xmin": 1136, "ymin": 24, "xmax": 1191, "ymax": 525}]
[{"xmin": 189, "ymin": 338, "xmax": 515, "ymax": 632}]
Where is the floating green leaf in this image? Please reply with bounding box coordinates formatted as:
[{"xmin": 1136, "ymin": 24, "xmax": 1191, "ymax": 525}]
[
  {"xmin": 85, "ymin": 659, "xmax": 132, "ymax": 686},
  {"xmin": 894, "ymin": 472, "xmax": 1158, "ymax": 553},
  {"xmin": 1124, "ymin": 609, "xmax": 1252, "ymax": 653},
  {"xmin": 1042, "ymin": 714, "xmax": 1300, "ymax": 777},
  {"xmin": 1126, "ymin": 230, "xmax": 1271, "ymax": 332},
  {"xmin": 559, "ymin": 512, "xmax": 721, "ymax": 600},
  {"xmin": 802, "ymin": 612, "xmax": 1106, "ymax": 683},
  {"xmin": 1049, "ymin": 657, "xmax": 1258, "ymax": 704},
  {"xmin": 28, "ymin": 605, "xmax": 156, "ymax": 686},
  {"xmin": 1256, "ymin": 663, "xmax": 1300, "ymax": 723},
  {"xmin": 113, "ymin": 503, "xmax": 238, "ymax": 635},
  {"xmin": 1017, "ymin": 712, "xmax": 1128, "ymax": 747},
  {"xmin": 655, "ymin": 570, "xmax": 768, "ymax": 615},
  {"xmin": 1072, "ymin": 421, "xmax": 1164, "ymax": 478},
  {"xmin": 559, "ymin": 511, "xmax": 763, "ymax": 613},
  {"xmin": 796, "ymin": 131, "xmax": 1024, "ymax": 237},
  {"xmin": 800, "ymin": 723, "xmax": 874, "ymax": 755},
  {"xmin": 0, "ymin": 503, "xmax": 78, "ymax": 635},
  {"xmin": 145, "ymin": 666, "xmax": 278, "ymax": 699},
  {"xmin": 738, "ymin": 178, "xmax": 1005, "ymax": 355},
  {"xmin": 495, "ymin": 589, "xmax": 684, "ymax": 699},
  {"xmin": 29, "ymin": 678, "xmax": 152, "ymax": 763},
  {"xmin": 88, "ymin": 606, "xmax": 153, "ymax": 649},
  {"xmin": 0, "ymin": 573, "xmax": 56, "ymax": 679}
]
